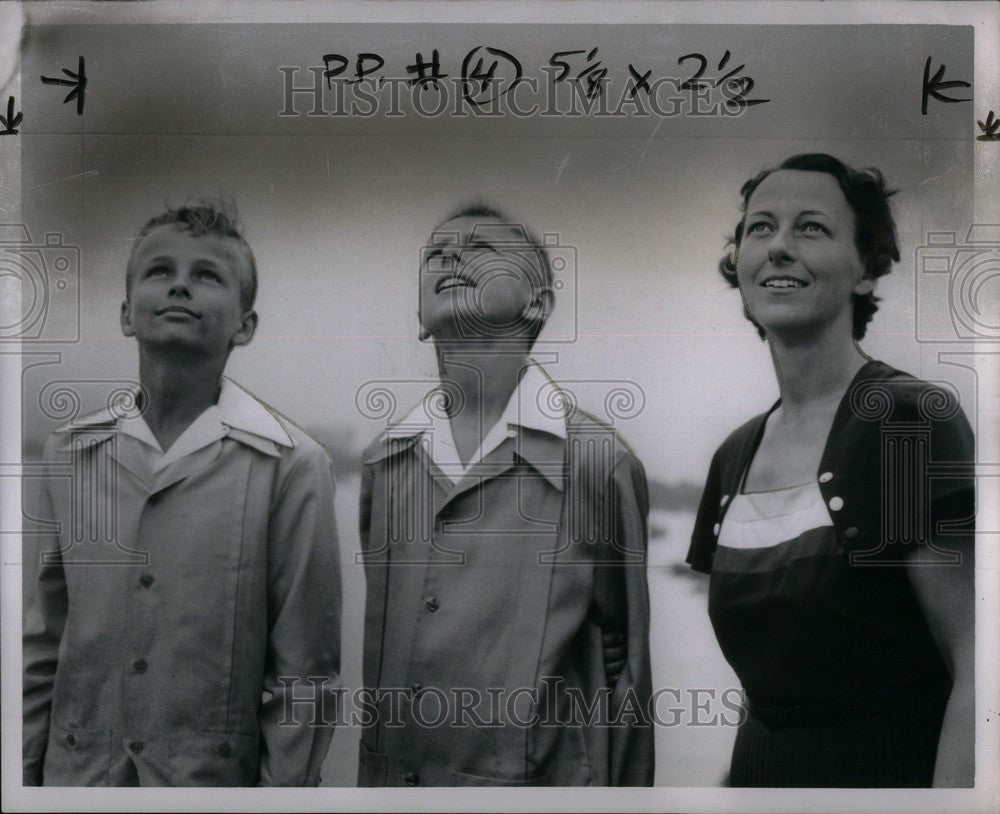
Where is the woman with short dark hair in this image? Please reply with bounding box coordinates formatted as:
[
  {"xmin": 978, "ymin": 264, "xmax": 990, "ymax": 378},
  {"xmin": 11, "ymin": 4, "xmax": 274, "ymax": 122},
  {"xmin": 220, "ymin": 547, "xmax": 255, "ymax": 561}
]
[{"xmin": 688, "ymin": 154, "xmax": 975, "ymax": 787}]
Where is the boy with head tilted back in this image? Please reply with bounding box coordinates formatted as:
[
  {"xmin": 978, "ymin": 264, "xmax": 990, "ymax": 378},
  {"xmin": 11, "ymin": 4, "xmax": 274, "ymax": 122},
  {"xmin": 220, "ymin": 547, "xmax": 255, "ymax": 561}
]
[
  {"xmin": 357, "ymin": 204, "xmax": 654, "ymax": 786},
  {"xmin": 23, "ymin": 201, "xmax": 341, "ymax": 786}
]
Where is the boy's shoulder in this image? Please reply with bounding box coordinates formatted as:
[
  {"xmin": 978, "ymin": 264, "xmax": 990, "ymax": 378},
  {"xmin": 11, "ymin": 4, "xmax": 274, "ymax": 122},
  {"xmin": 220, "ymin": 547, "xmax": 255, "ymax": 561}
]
[
  {"xmin": 564, "ymin": 403, "xmax": 643, "ymax": 467},
  {"xmin": 43, "ymin": 402, "xmax": 122, "ymax": 460},
  {"xmin": 221, "ymin": 380, "xmax": 331, "ymax": 464},
  {"xmin": 359, "ymin": 386, "xmax": 437, "ymax": 466}
]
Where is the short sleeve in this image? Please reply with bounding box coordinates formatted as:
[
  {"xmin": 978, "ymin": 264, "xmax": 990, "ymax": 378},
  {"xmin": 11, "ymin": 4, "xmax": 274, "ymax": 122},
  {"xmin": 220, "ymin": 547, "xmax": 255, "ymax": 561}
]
[
  {"xmin": 927, "ymin": 400, "xmax": 976, "ymax": 541},
  {"xmin": 852, "ymin": 375, "xmax": 976, "ymax": 562}
]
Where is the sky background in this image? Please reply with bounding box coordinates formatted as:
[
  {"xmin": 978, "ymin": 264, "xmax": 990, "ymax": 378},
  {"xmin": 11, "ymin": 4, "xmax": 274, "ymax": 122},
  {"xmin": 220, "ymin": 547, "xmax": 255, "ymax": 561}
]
[{"xmin": 12, "ymin": 15, "xmax": 988, "ymax": 788}]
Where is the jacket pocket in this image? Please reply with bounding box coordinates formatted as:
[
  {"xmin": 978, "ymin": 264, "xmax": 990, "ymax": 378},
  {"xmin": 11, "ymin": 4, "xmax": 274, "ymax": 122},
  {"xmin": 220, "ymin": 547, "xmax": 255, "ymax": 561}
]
[
  {"xmin": 42, "ymin": 724, "xmax": 111, "ymax": 786},
  {"xmin": 166, "ymin": 732, "xmax": 259, "ymax": 786}
]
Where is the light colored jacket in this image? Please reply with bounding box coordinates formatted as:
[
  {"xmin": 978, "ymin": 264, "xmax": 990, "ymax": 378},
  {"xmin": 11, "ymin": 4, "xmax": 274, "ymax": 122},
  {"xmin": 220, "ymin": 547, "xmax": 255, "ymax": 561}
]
[{"xmin": 23, "ymin": 383, "xmax": 341, "ymax": 786}]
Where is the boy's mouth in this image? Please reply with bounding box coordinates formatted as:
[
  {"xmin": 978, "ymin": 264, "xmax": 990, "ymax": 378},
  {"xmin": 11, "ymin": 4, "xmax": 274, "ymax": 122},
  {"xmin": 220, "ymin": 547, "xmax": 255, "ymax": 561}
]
[{"xmin": 156, "ymin": 306, "xmax": 200, "ymax": 318}]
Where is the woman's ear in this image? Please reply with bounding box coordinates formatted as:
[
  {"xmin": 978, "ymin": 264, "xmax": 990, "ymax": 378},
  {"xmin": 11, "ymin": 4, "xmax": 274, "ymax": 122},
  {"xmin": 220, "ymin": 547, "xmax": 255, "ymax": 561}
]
[{"xmin": 853, "ymin": 276, "xmax": 875, "ymax": 297}]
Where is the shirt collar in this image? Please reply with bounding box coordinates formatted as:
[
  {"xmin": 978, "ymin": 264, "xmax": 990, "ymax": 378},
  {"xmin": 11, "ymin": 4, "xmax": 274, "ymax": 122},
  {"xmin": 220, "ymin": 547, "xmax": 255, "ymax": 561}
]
[
  {"xmin": 382, "ymin": 361, "xmax": 567, "ymax": 482},
  {"xmin": 56, "ymin": 377, "xmax": 293, "ymax": 456},
  {"xmin": 214, "ymin": 378, "xmax": 294, "ymax": 448},
  {"xmin": 388, "ymin": 361, "xmax": 568, "ymax": 443}
]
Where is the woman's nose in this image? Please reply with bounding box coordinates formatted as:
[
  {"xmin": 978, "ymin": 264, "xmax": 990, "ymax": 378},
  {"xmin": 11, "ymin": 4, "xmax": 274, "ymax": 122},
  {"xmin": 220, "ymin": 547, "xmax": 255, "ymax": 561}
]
[{"xmin": 767, "ymin": 227, "xmax": 796, "ymax": 264}]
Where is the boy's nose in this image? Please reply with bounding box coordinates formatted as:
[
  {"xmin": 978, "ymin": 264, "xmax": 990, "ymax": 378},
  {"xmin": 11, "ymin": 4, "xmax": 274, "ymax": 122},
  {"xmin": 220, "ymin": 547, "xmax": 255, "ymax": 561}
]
[{"xmin": 168, "ymin": 281, "xmax": 192, "ymax": 298}]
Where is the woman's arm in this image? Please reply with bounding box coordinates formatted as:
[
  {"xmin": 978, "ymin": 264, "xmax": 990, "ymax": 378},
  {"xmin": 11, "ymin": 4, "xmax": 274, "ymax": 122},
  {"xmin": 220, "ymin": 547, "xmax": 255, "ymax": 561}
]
[{"xmin": 904, "ymin": 541, "xmax": 975, "ymax": 787}]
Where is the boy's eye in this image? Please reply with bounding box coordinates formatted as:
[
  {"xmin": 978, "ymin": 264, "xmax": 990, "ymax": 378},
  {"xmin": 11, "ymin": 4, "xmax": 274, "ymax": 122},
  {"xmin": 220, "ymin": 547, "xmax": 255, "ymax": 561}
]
[
  {"xmin": 145, "ymin": 265, "xmax": 170, "ymax": 278},
  {"xmin": 459, "ymin": 245, "xmax": 499, "ymax": 265},
  {"xmin": 194, "ymin": 268, "xmax": 223, "ymax": 283},
  {"xmin": 426, "ymin": 250, "xmax": 454, "ymax": 273}
]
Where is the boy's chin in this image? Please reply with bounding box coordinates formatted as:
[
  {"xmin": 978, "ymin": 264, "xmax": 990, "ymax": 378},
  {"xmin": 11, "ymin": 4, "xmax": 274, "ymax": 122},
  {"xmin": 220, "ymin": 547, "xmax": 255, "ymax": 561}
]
[{"xmin": 136, "ymin": 333, "xmax": 227, "ymax": 358}]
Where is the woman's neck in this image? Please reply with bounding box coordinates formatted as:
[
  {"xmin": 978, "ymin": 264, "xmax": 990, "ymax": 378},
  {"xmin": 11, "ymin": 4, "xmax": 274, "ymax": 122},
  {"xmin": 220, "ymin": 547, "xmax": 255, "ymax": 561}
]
[{"xmin": 767, "ymin": 327, "xmax": 869, "ymax": 418}]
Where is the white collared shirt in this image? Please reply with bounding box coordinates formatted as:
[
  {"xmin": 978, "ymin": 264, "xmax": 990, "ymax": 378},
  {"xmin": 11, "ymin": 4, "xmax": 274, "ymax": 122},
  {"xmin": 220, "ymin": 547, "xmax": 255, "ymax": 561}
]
[
  {"xmin": 118, "ymin": 378, "xmax": 292, "ymax": 474},
  {"xmin": 387, "ymin": 361, "xmax": 567, "ymax": 484}
]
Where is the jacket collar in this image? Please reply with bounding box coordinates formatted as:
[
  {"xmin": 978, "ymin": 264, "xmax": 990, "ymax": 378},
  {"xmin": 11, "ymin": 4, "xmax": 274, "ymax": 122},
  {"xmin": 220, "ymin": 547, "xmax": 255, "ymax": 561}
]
[
  {"xmin": 54, "ymin": 377, "xmax": 294, "ymax": 458},
  {"xmin": 361, "ymin": 361, "xmax": 567, "ymax": 480}
]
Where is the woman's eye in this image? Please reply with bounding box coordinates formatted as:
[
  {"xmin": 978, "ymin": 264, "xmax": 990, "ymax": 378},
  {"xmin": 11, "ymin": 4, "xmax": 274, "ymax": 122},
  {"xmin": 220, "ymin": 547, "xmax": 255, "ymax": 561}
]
[
  {"xmin": 745, "ymin": 221, "xmax": 772, "ymax": 234},
  {"xmin": 800, "ymin": 222, "xmax": 827, "ymax": 234}
]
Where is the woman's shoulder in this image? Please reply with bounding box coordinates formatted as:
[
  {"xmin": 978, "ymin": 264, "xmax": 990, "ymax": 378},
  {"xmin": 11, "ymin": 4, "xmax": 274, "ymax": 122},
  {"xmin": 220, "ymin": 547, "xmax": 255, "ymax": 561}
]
[
  {"xmin": 847, "ymin": 360, "xmax": 968, "ymax": 427},
  {"xmin": 714, "ymin": 410, "xmax": 771, "ymax": 462}
]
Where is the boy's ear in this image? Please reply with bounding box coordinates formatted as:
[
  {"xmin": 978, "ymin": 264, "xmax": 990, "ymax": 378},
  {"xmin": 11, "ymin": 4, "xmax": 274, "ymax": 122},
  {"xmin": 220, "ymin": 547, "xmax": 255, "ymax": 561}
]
[
  {"xmin": 230, "ymin": 310, "xmax": 259, "ymax": 348},
  {"xmin": 522, "ymin": 286, "xmax": 555, "ymax": 327},
  {"xmin": 120, "ymin": 300, "xmax": 135, "ymax": 337}
]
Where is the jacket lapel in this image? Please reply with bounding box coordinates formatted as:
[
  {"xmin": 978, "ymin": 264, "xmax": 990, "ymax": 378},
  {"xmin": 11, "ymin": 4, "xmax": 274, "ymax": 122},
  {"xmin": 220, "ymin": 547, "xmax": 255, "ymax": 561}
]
[
  {"xmin": 151, "ymin": 440, "xmax": 224, "ymax": 495},
  {"xmin": 438, "ymin": 428, "xmax": 566, "ymax": 514}
]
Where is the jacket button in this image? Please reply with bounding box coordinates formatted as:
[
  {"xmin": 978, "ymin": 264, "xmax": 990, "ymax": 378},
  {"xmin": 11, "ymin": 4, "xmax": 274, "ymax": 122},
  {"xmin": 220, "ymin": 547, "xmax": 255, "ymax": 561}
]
[
  {"xmin": 133, "ymin": 658, "xmax": 148, "ymax": 674},
  {"xmin": 720, "ymin": 494, "xmax": 730, "ymax": 507},
  {"xmin": 218, "ymin": 742, "xmax": 233, "ymax": 757},
  {"xmin": 404, "ymin": 772, "xmax": 420, "ymax": 786},
  {"xmin": 713, "ymin": 523, "xmax": 720, "ymax": 536},
  {"xmin": 844, "ymin": 527, "xmax": 859, "ymax": 540},
  {"xmin": 425, "ymin": 596, "xmax": 440, "ymax": 612},
  {"xmin": 139, "ymin": 573, "xmax": 154, "ymax": 588},
  {"xmin": 129, "ymin": 740, "xmax": 144, "ymax": 753},
  {"xmin": 819, "ymin": 471, "xmax": 833, "ymax": 483},
  {"xmin": 828, "ymin": 496, "xmax": 844, "ymax": 512},
  {"xmin": 66, "ymin": 733, "xmax": 76, "ymax": 747}
]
